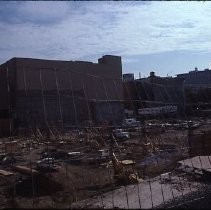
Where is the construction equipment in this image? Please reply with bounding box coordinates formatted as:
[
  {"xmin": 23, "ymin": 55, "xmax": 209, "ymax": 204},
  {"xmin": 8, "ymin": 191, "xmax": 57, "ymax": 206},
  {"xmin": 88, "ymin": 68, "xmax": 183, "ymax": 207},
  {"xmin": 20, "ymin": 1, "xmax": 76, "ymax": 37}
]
[
  {"xmin": 109, "ymin": 136, "xmax": 141, "ymax": 184},
  {"xmin": 111, "ymin": 152, "xmax": 140, "ymax": 184}
]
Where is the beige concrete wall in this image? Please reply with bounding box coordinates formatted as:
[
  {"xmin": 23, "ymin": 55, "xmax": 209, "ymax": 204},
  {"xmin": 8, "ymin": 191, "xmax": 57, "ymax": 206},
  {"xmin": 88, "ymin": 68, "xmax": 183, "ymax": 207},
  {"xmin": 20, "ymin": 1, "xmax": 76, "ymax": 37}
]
[
  {"xmin": 0, "ymin": 55, "xmax": 123, "ymax": 129},
  {"xmin": 15, "ymin": 55, "xmax": 123, "ymax": 100}
]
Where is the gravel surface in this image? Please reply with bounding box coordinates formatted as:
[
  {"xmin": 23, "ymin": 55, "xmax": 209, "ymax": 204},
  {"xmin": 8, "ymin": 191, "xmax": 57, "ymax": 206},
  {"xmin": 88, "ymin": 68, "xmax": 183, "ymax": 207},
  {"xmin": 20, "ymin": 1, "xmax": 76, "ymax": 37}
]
[{"xmin": 155, "ymin": 184, "xmax": 211, "ymax": 209}]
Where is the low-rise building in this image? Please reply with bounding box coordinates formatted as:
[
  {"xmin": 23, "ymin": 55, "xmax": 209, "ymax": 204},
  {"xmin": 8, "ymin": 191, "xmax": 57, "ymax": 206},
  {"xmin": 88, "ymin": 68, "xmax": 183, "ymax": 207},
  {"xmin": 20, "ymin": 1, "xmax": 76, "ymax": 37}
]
[
  {"xmin": 123, "ymin": 72, "xmax": 185, "ymax": 117},
  {"xmin": 177, "ymin": 67, "xmax": 211, "ymax": 91},
  {"xmin": 177, "ymin": 68, "xmax": 211, "ymax": 113}
]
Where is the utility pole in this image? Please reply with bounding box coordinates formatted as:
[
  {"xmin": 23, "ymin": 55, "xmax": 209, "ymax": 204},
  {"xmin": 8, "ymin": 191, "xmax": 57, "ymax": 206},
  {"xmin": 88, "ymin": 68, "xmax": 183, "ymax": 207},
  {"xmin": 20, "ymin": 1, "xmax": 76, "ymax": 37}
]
[{"xmin": 187, "ymin": 121, "xmax": 193, "ymax": 157}]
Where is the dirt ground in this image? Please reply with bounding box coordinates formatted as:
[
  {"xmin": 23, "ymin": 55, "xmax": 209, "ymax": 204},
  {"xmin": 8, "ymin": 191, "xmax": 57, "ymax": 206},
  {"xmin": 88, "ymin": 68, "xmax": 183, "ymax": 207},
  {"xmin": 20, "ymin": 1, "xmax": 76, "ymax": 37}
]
[{"xmin": 0, "ymin": 117, "xmax": 211, "ymax": 208}]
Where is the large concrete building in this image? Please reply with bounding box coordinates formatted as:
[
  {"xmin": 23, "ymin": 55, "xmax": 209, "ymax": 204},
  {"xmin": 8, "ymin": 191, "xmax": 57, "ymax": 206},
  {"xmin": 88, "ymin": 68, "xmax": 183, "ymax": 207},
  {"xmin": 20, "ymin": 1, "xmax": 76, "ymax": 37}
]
[{"xmin": 0, "ymin": 55, "xmax": 123, "ymax": 135}]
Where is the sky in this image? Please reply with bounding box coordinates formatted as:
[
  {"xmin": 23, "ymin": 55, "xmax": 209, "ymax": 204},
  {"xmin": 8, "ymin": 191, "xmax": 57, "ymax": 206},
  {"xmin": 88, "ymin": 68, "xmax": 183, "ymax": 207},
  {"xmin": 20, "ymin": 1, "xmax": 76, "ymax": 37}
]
[{"xmin": 0, "ymin": 1, "xmax": 211, "ymax": 78}]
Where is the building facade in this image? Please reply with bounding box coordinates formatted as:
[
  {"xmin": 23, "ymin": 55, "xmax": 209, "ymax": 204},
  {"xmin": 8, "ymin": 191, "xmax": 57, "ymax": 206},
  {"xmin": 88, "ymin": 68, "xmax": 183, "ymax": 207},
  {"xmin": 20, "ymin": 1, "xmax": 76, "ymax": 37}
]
[
  {"xmin": 0, "ymin": 55, "xmax": 123, "ymax": 135},
  {"xmin": 123, "ymin": 72, "xmax": 185, "ymax": 117},
  {"xmin": 177, "ymin": 68, "xmax": 211, "ymax": 113},
  {"xmin": 177, "ymin": 68, "xmax": 211, "ymax": 91}
]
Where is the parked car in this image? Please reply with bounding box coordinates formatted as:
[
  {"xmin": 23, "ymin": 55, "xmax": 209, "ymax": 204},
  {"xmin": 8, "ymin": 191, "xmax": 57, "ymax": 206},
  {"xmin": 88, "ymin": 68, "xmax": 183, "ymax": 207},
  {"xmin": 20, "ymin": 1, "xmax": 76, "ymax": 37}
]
[
  {"xmin": 36, "ymin": 157, "xmax": 57, "ymax": 172},
  {"xmin": 123, "ymin": 118, "xmax": 140, "ymax": 127},
  {"xmin": 113, "ymin": 129, "xmax": 130, "ymax": 140},
  {"xmin": 1, "ymin": 154, "xmax": 16, "ymax": 165}
]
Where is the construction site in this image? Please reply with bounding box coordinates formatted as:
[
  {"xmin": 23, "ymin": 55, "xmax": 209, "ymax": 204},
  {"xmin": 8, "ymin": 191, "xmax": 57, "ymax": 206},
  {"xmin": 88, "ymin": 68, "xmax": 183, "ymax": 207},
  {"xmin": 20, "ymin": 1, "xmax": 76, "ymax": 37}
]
[{"xmin": 1, "ymin": 56, "xmax": 211, "ymax": 209}]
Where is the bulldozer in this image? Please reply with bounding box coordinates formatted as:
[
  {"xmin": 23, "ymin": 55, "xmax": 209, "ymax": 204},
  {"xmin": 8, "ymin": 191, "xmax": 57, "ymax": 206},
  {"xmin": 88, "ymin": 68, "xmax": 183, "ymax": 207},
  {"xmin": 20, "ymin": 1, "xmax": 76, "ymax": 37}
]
[
  {"xmin": 109, "ymin": 135, "xmax": 142, "ymax": 185},
  {"xmin": 111, "ymin": 152, "xmax": 141, "ymax": 184}
]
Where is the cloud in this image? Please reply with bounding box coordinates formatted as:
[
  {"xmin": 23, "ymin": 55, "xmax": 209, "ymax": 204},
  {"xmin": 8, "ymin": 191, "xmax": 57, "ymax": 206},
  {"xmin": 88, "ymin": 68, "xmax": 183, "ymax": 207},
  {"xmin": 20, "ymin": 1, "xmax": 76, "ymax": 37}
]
[
  {"xmin": 0, "ymin": 1, "xmax": 70, "ymax": 24},
  {"xmin": 0, "ymin": 1, "xmax": 211, "ymax": 65},
  {"xmin": 157, "ymin": 22, "xmax": 195, "ymax": 29}
]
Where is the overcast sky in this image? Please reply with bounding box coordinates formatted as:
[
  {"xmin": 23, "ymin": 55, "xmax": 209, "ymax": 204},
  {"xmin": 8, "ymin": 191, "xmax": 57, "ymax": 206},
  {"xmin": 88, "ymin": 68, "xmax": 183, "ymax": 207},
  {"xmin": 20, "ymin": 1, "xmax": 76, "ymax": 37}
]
[{"xmin": 0, "ymin": 1, "xmax": 211, "ymax": 78}]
